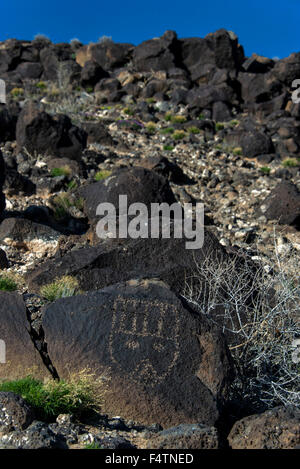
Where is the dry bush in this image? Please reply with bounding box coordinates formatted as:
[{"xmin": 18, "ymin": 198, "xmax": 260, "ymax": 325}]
[{"xmin": 182, "ymin": 238, "xmax": 300, "ymax": 410}]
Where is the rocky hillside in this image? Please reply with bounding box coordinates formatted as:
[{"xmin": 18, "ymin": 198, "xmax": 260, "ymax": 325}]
[{"xmin": 0, "ymin": 29, "xmax": 299, "ymax": 449}]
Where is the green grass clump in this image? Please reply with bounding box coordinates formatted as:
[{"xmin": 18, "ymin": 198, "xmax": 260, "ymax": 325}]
[
  {"xmin": 282, "ymin": 158, "xmax": 300, "ymax": 168},
  {"xmin": 36, "ymin": 81, "xmax": 47, "ymax": 91},
  {"xmin": 187, "ymin": 126, "xmax": 200, "ymax": 134},
  {"xmin": 85, "ymin": 442, "xmax": 103, "ymax": 449},
  {"xmin": 0, "ymin": 372, "xmax": 105, "ymax": 422},
  {"xmin": 229, "ymin": 119, "xmax": 239, "ymax": 127},
  {"xmin": 171, "ymin": 115, "xmax": 186, "ymax": 124},
  {"xmin": 146, "ymin": 122, "xmax": 156, "ymax": 134},
  {"xmin": 164, "ymin": 112, "xmax": 173, "ymax": 122},
  {"xmin": 50, "ymin": 166, "xmax": 71, "ymax": 177},
  {"xmin": 10, "ymin": 87, "xmax": 24, "ymax": 98},
  {"xmin": 160, "ymin": 127, "xmax": 174, "ymax": 135},
  {"xmin": 233, "ymin": 147, "xmax": 243, "ymax": 156},
  {"xmin": 0, "ymin": 275, "xmax": 18, "ymax": 292},
  {"xmin": 198, "ymin": 114, "xmax": 205, "ymax": 120},
  {"xmin": 146, "ymin": 97, "xmax": 156, "ymax": 104},
  {"xmin": 173, "ymin": 130, "xmax": 186, "ymax": 140},
  {"xmin": 123, "ymin": 107, "xmax": 134, "ymax": 116},
  {"xmin": 260, "ymin": 166, "xmax": 271, "ymax": 175},
  {"xmin": 94, "ymin": 170, "xmax": 112, "ymax": 181},
  {"xmin": 163, "ymin": 145, "xmax": 174, "ymax": 151},
  {"xmin": 40, "ymin": 275, "xmax": 81, "ymax": 302},
  {"xmin": 215, "ymin": 122, "xmax": 225, "ymax": 131}
]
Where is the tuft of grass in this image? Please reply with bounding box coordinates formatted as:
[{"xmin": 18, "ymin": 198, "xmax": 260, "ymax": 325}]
[
  {"xmin": 260, "ymin": 166, "xmax": 271, "ymax": 175},
  {"xmin": 85, "ymin": 442, "xmax": 103, "ymax": 449},
  {"xmin": 40, "ymin": 275, "xmax": 81, "ymax": 302},
  {"xmin": 160, "ymin": 127, "xmax": 174, "ymax": 135},
  {"xmin": 233, "ymin": 147, "xmax": 243, "ymax": 156},
  {"xmin": 171, "ymin": 115, "xmax": 186, "ymax": 124},
  {"xmin": 36, "ymin": 81, "xmax": 47, "ymax": 91},
  {"xmin": 187, "ymin": 126, "xmax": 200, "ymax": 134},
  {"xmin": 173, "ymin": 130, "xmax": 186, "ymax": 140},
  {"xmin": 10, "ymin": 87, "xmax": 24, "ymax": 98},
  {"xmin": 123, "ymin": 107, "xmax": 134, "ymax": 116},
  {"xmin": 282, "ymin": 158, "xmax": 300, "ymax": 168},
  {"xmin": 0, "ymin": 275, "xmax": 18, "ymax": 292},
  {"xmin": 215, "ymin": 122, "xmax": 225, "ymax": 131},
  {"xmin": 230, "ymin": 119, "xmax": 239, "ymax": 127},
  {"xmin": 164, "ymin": 112, "xmax": 173, "ymax": 122},
  {"xmin": 50, "ymin": 166, "xmax": 71, "ymax": 178},
  {"xmin": 94, "ymin": 170, "xmax": 112, "ymax": 181},
  {"xmin": 198, "ymin": 114, "xmax": 205, "ymax": 120},
  {"xmin": 146, "ymin": 122, "xmax": 156, "ymax": 134},
  {"xmin": 0, "ymin": 371, "xmax": 106, "ymax": 422},
  {"xmin": 163, "ymin": 145, "xmax": 174, "ymax": 151},
  {"xmin": 146, "ymin": 97, "xmax": 156, "ymax": 104}
]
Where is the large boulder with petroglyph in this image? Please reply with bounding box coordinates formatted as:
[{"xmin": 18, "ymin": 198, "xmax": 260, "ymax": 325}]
[
  {"xmin": 0, "ymin": 292, "xmax": 48, "ymax": 381},
  {"xmin": 41, "ymin": 279, "xmax": 234, "ymax": 428},
  {"xmin": 75, "ymin": 166, "xmax": 177, "ymax": 222}
]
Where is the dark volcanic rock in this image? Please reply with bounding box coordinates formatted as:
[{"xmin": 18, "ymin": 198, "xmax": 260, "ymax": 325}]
[
  {"xmin": 41, "ymin": 279, "xmax": 234, "ymax": 428},
  {"xmin": 0, "ymin": 150, "xmax": 5, "ymax": 214},
  {"xmin": 80, "ymin": 60, "xmax": 108, "ymax": 88},
  {"xmin": 82, "ymin": 122, "xmax": 114, "ymax": 146},
  {"xmin": 16, "ymin": 102, "xmax": 87, "ymax": 160},
  {"xmin": 132, "ymin": 30, "xmax": 178, "ymax": 73},
  {"xmin": 261, "ymin": 181, "xmax": 300, "ymax": 226},
  {"xmin": 76, "ymin": 167, "xmax": 177, "ymax": 221},
  {"xmin": 0, "ymin": 292, "xmax": 47, "ymax": 380},
  {"xmin": 0, "ymin": 392, "xmax": 35, "ymax": 432},
  {"xmin": 240, "ymin": 131, "xmax": 274, "ymax": 158},
  {"xmin": 145, "ymin": 423, "xmax": 219, "ymax": 449},
  {"xmin": 4, "ymin": 168, "xmax": 36, "ymax": 196},
  {"xmin": 0, "ymin": 421, "xmax": 68, "ymax": 449},
  {"xmin": 228, "ymin": 406, "xmax": 300, "ymax": 449},
  {"xmin": 0, "ymin": 104, "xmax": 19, "ymax": 143}
]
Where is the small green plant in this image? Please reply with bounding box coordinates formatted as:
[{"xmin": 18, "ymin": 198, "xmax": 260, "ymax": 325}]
[
  {"xmin": 94, "ymin": 170, "xmax": 112, "ymax": 181},
  {"xmin": 40, "ymin": 275, "xmax": 81, "ymax": 302},
  {"xmin": 123, "ymin": 107, "xmax": 134, "ymax": 116},
  {"xmin": 282, "ymin": 158, "xmax": 300, "ymax": 168},
  {"xmin": 163, "ymin": 145, "xmax": 174, "ymax": 151},
  {"xmin": 164, "ymin": 112, "xmax": 173, "ymax": 122},
  {"xmin": 0, "ymin": 275, "xmax": 18, "ymax": 292},
  {"xmin": 215, "ymin": 122, "xmax": 225, "ymax": 131},
  {"xmin": 146, "ymin": 97, "xmax": 156, "ymax": 104},
  {"xmin": 187, "ymin": 126, "xmax": 200, "ymax": 134},
  {"xmin": 171, "ymin": 115, "xmax": 186, "ymax": 124},
  {"xmin": 230, "ymin": 119, "xmax": 239, "ymax": 127},
  {"xmin": 146, "ymin": 122, "xmax": 156, "ymax": 134},
  {"xmin": 85, "ymin": 442, "xmax": 103, "ymax": 449},
  {"xmin": 67, "ymin": 180, "xmax": 78, "ymax": 191},
  {"xmin": 260, "ymin": 166, "xmax": 271, "ymax": 175},
  {"xmin": 36, "ymin": 81, "xmax": 47, "ymax": 91},
  {"xmin": 10, "ymin": 87, "xmax": 24, "ymax": 98},
  {"xmin": 50, "ymin": 166, "xmax": 71, "ymax": 178},
  {"xmin": 173, "ymin": 130, "xmax": 186, "ymax": 140},
  {"xmin": 233, "ymin": 147, "xmax": 243, "ymax": 156},
  {"xmin": 160, "ymin": 127, "xmax": 174, "ymax": 135},
  {"xmin": 198, "ymin": 114, "xmax": 205, "ymax": 120},
  {"xmin": 86, "ymin": 86, "xmax": 94, "ymax": 94},
  {"xmin": 0, "ymin": 371, "xmax": 106, "ymax": 422}
]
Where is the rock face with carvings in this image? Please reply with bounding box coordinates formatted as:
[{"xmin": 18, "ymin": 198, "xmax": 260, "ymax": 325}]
[{"xmin": 41, "ymin": 279, "xmax": 234, "ymax": 428}]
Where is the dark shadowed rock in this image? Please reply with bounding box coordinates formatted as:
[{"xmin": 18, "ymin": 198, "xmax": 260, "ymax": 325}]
[
  {"xmin": 90, "ymin": 41, "xmax": 133, "ymax": 71},
  {"xmin": 242, "ymin": 54, "xmax": 274, "ymax": 73},
  {"xmin": 82, "ymin": 122, "xmax": 114, "ymax": 146},
  {"xmin": 261, "ymin": 181, "xmax": 300, "ymax": 226},
  {"xmin": 0, "ymin": 248, "xmax": 9, "ymax": 268},
  {"xmin": 16, "ymin": 102, "xmax": 87, "ymax": 160},
  {"xmin": 0, "ymin": 150, "xmax": 5, "ymax": 215},
  {"xmin": 4, "ymin": 168, "xmax": 36, "ymax": 196},
  {"xmin": 132, "ymin": 31, "xmax": 178, "ymax": 73},
  {"xmin": 145, "ymin": 423, "xmax": 219, "ymax": 449},
  {"xmin": 0, "ymin": 421, "xmax": 68, "ymax": 449},
  {"xmin": 0, "ymin": 292, "xmax": 47, "ymax": 380},
  {"xmin": 273, "ymin": 52, "xmax": 300, "ymax": 84},
  {"xmin": 228, "ymin": 406, "xmax": 300, "ymax": 449},
  {"xmin": 76, "ymin": 167, "xmax": 177, "ymax": 221},
  {"xmin": 0, "ymin": 104, "xmax": 19, "ymax": 143},
  {"xmin": 80, "ymin": 60, "xmax": 108, "ymax": 88},
  {"xmin": 0, "ymin": 392, "xmax": 35, "ymax": 432},
  {"xmin": 240, "ymin": 131, "xmax": 274, "ymax": 158},
  {"xmin": 41, "ymin": 279, "xmax": 234, "ymax": 428}
]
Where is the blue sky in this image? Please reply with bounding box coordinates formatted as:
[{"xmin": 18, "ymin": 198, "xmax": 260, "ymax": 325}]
[{"xmin": 1, "ymin": 0, "xmax": 299, "ymax": 59}]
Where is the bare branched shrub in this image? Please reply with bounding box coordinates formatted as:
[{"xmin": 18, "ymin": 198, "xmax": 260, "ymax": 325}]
[
  {"xmin": 98, "ymin": 35, "xmax": 113, "ymax": 45},
  {"xmin": 182, "ymin": 239, "xmax": 300, "ymax": 410}
]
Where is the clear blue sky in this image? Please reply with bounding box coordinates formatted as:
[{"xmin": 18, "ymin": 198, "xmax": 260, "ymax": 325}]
[{"xmin": 1, "ymin": 0, "xmax": 299, "ymax": 59}]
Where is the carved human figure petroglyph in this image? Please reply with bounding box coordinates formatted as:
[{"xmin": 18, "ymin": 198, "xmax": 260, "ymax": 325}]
[{"xmin": 109, "ymin": 297, "xmax": 180, "ymax": 385}]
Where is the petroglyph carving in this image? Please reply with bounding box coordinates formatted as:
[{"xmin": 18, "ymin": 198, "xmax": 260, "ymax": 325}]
[{"xmin": 109, "ymin": 297, "xmax": 180, "ymax": 385}]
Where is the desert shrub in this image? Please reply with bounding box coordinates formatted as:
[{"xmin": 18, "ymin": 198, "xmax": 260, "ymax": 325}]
[
  {"xmin": 282, "ymin": 158, "xmax": 300, "ymax": 168},
  {"xmin": 94, "ymin": 170, "xmax": 112, "ymax": 181},
  {"xmin": 233, "ymin": 147, "xmax": 243, "ymax": 156},
  {"xmin": 146, "ymin": 122, "xmax": 156, "ymax": 134},
  {"xmin": 10, "ymin": 87, "xmax": 24, "ymax": 98},
  {"xmin": 52, "ymin": 192, "xmax": 83, "ymax": 220},
  {"xmin": 40, "ymin": 275, "xmax": 81, "ymax": 301},
  {"xmin": 187, "ymin": 126, "xmax": 200, "ymax": 134},
  {"xmin": 0, "ymin": 275, "xmax": 18, "ymax": 291},
  {"xmin": 0, "ymin": 370, "xmax": 106, "ymax": 421},
  {"xmin": 182, "ymin": 241, "xmax": 300, "ymax": 410},
  {"xmin": 260, "ymin": 166, "xmax": 271, "ymax": 175},
  {"xmin": 85, "ymin": 442, "xmax": 103, "ymax": 449},
  {"xmin": 173, "ymin": 130, "xmax": 186, "ymax": 140},
  {"xmin": 171, "ymin": 115, "xmax": 186, "ymax": 124},
  {"xmin": 160, "ymin": 127, "xmax": 174, "ymax": 135},
  {"xmin": 50, "ymin": 166, "xmax": 71, "ymax": 177},
  {"xmin": 163, "ymin": 145, "xmax": 174, "ymax": 151},
  {"xmin": 215, "ymin": 122, "xmax": 225, "ymax": 131}
]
